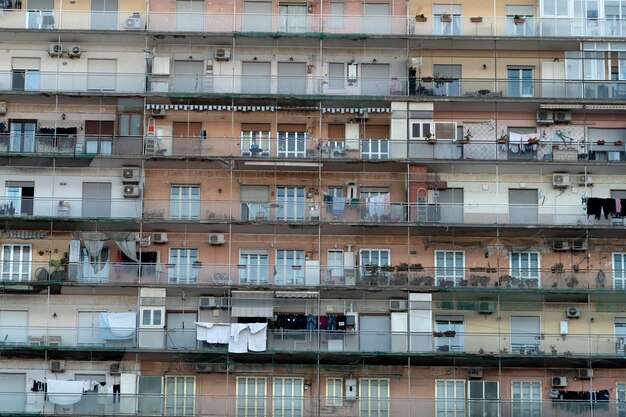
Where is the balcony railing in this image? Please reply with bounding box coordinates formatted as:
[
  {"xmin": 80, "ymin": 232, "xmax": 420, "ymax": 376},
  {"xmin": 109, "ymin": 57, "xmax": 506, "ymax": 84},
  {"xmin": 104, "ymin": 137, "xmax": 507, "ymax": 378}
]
[
  {"xmin": 1, "ymin": 323, "xmax": 625, "ymax": 358},
  {"xmin": 5, "ymin": 7, "xmax": 626, "ymax": 39},
  {"xmin": 4, "ymin": 262, "xmax": 616, "ymax": 291},
  {"xmin": 0, "ymin": 134, "xmax": 144, "ymax": 157},
  {"xmin": 0, "ymin": 393, "xmax": 618, "ymax": 417},
  {"xmin": 0, "ymin": 196, "xmax": 142, "ymax": 219}
]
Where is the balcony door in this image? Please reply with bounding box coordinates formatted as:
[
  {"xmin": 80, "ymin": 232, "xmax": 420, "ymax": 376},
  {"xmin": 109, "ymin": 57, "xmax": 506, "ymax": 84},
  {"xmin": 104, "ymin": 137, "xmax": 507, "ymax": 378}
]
[
  {"xmin": 82, "ymin": 182, "xmax": 112, "ymax": 217},
  {"xmin": 0, "ymin": 310, "xmax": 28, "ymax": 344},
  {"xmin": 243, "ymin": 1, "xmax": 272, "ymax": 31},
  {"xmin": 361, "ymin": 64, "xmax": 389, "ymax": 96},
  {"xmin": 510, "ymin": 316, "xmax": 540, "ymax": 353},
  {"xmin": 360, "ymin": 315, "xmax": 390, "ymax": 352},
  {"xmin": 361, "ymin": 3, "xmax": 390, "ymax": 34},
  {"xmin": 166, "ymin": 312, "xmax": 197, "ymax": 348},
  {"xmin": 9, "ymin": 121, "xmax": 36, "ymax": 153},
  {"xmin": 0, "ymin": 373, "xmax": 26, "ymax": 413},
  {"xmin": 91, "ymin": 0, "xmax": 118, "ymax": 30},
  {"xmin": 173, "ymin": 61, "xmax": 204, "ymax": 93},
  {"xmin": 509, "ymin": 189, "xmax": 538, "ymax": 224},
  {"xmin": 438, "ymin": 188, "xmax": 463, "ymax": 223}
]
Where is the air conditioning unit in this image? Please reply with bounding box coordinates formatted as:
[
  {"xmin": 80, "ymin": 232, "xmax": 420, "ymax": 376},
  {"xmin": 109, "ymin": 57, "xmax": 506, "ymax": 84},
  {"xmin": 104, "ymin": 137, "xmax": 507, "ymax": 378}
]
[
  {"xmin": 552, "ymin": 240, "xmax": 570, "ymax": 251},
  {"xmin": 109, "ymin": 363, "xmax": 123, "ymax": 375},
  {"xmin": 554, "ymin": 110, "xmax": 572, "ymax": 123},
  {"xmin": 67, "ymin": 45, "xmax": 81, "ymax": 58},
  {"xmin": 152, "ymin": 233, "xmax": 168, "ymax": 243},
  {"xmin": 49, "ymin": 43, "xmax": 63, "ymax": 56},
  {"xmin": 199, "ymin": 297, "xmax": 229, "ymax": 309},
  {"xmin": 571, "ymin": 240, "xmax": 588, "ymax": 251},
  {"xmin": 537, "ymin": 110, "xmax": 554, "ymax": 124},
  {"xmin": 355, "ymin": 110, "xmax": 369, "ymax": 120},
  {"xmin": 566, "ymin": 306, "xmax": 581, "ymax": 318},
  {"xmin": 151, "ymin": 108, "xmax": 167, "ymax": 118},
  {"xmin": 577, "ymin": 369, "xmax": 593, "ymax": 379},
  {"xmin": 552, "ymin": 174, "xmax": 570, "ymax": 188},
  {"xmin": 0, "ymin": 101, "xmax": 6, "ymax": 115},
  {"xmin": 123, "ymin": 184, "xmax": 141, "ymax": 198},
  {"xmin": 478, "ymin": 301, "xmax": 496, "ymax": 314},
  {"xmin": 195, "ymin": 362, "xmax": 233, "ymax": 373},
  {"xmin": 468, "ymin": 368, "xmax": 484, "ymax": 379},
  {"xmin": 330, "ymin": 146, "xmax": 346, "ymax": 158},
  {"xmin": 389, "ymin": 300, "xmax": 407, "ymax": 311},
  {"xmin": 125, "ymin": 13, "xmax": 142, "ymax": 30},
  {"xmin": 215, "ymin": 48, "xmax": 231, "ymax": 61},
  {"xmin": 122, "ymin": 167, "xmax": 140, "ymax": 183},
  {"xmin": 552, "ymin": 376, "xmax": 567, "ymax": 387},
  {"xmin": 50, "ymin": 360, "xmax": 65, "ymax": 373},
  {"xmin": 209, "ymin": 234, "xmax": 226, "ymax": 245},
  {"xmin": 577, "ymin": 174, "xmax": 593, "ymax": 186}
]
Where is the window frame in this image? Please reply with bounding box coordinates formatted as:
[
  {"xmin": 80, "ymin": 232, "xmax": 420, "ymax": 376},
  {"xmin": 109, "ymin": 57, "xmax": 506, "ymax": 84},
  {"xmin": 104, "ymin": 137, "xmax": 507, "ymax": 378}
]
[
  {"xmin": 359, "ymin": 378, "xmax": 389, "ymax": 417},
  {"xmin": 170, "ymin": 184, "xmax": 201, "ymax": 220},
  {"xmin": 239, "ymin": 249, "xmax": 269, "ymax": 285},
  {"xmin": 1, "ymin": 244, "xmax": 32, "ymax": 282},
  {"xmin": 140, "ymin": 307, "xmax": 164, "ymax": 328},
  {"xmin": 511, "ymin": 381, "xmax": 541, "ymax": 417},
  {"xmin": 613, "ymin": 252, "xmax": 626, "ymax": 288},
  {"xmin": 434, "ymin": 250, "xmax": 465, "ymax": 286},
  {"xmin": 164, "ymin": 375, "xmax": 195, "ymax": 416},
  {"xmin": 237, "ymin": 376, "xmax": 267, "ymax": 417},
  {"xmin": 273, "ymin": 377, "xmax": 303, "ymax": 417},
  {"xmin": 326, "ymin": 377, "xmax": 343, "ymax": 406},
  {"xmin": 509, "ymin": 251, "xmax": 540, "ymax": 284},
  {"xmin": 435, "ymin": 379, "xmax": 466, "ymax": 417}
]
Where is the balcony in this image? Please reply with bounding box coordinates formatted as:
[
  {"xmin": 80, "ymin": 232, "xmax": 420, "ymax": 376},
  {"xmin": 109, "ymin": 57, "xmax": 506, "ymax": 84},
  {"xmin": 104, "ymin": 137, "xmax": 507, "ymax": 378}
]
[
  {"xmin": 0, "ymin": 196, "xmax": 142, "ymax": 220},
  {"xmin": 0, "ymin": 133, "xmax": 143, "ymax": 157},
  {"xmin": 1, "ymin": 322, "xmax": 626, "ymax": 359},
  {"xmin": 0, "ymin": 71, "xmax": 145, "ymax": 94},
  {"xmin": 3, "ymin": 261, "xmax": 615, "ymax": 291}
]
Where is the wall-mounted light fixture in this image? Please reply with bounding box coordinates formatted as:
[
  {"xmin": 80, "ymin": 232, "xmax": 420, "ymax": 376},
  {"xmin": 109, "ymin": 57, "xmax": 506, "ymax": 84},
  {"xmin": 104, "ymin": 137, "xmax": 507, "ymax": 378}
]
[
  {"xmin": 289, "ymin": 57, "xmax": 294, "ymax": 61},
  {"xmin": 482, "ymin": 64, "xmax": 487, "ymax": 70},
  {"xmin": 253, "ymin": 56, "xmax": 257, "ymax": 61},
  {"xmin": 307, "ymin": 4, "xmax": 313, "ymax": 13},
  {"xmin": 372, "ymin": 59, "xmax": 377, "ymax": 63}
]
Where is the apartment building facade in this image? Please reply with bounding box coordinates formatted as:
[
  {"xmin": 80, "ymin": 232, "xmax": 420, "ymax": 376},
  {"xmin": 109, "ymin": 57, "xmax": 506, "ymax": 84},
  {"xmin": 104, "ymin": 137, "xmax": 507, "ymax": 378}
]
[{"xmin": 1, "ymin": 0, "xmax": 626, "ymax": 416}]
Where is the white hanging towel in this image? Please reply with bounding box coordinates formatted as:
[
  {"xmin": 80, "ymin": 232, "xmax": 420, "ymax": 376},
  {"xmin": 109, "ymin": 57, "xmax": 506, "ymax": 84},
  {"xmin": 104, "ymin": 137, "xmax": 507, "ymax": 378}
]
[
  {"xmin": 247, "ymin": 323, "xmax": 268, "ymax": 352},
  {"xmin": 47, "ymin": 380, "xmax": 85, "ymax": 405}
]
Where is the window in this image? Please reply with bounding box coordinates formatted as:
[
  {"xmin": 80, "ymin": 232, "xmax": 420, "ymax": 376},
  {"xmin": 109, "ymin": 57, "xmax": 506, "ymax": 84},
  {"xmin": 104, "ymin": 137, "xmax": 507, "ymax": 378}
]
[
  {"xmin": 614, "ymin": 253, "xmax": 626, "ymax": 288},
  {"xmin": 411, "ymin": 121, "xmax": 432, "ymax": 139},
  {"xmin": 79, "ymin": 246, "xmax": 109, "ymax": 283},
  {"xmin": 279, "ymin": 4, "xmax": 307, "ymax": 32},
  {"xmin": 434, "ymin": 315, "xmax": 464, "ymax": 352},
  {"xmin": 275, "ymin": 249, "xmax": 305, "ymax": 285},
  {"xmin": 1, "ymin": 244, "xmax": 32, "ymax": 281},
  {"xmin": 243, "ymin": 1, "xmax": 272, "ymax": 31},
  {"xmin": 273, "ymin": 378, "xmax": 303, "ymax": 417},
  {"xmin": 360, "ymin": 139, "xmax": 389, "ymax": 159},
  {"xmin": 359, "ymin": 378, "xmax": 389, "ymax": 417},
  {"xmin": 170, "ymin": 185, "xmax": 200, "ymax": 220},
  {"xmin": 542, "ymin": 0, "xmax": 568, "ymax": 16},
  {"xmin": 176, "ymin": 0, "xmax": 204, "ymax": 31},
  {"xmin": 468, "ymin": 380, "xmax": 499, "ymax": 417},
  {"xmin": 276, "ymin": 186, "xmax": 305, "ymax": 220},
  {"xmin": 329, "ymin": 63, "xmax": 344, "ymax": 89},
  {"xmin": 12, "ymin": 69, "xmax": 39, "ymax": 91},
  {"xmin": 277, "ymin": 131, "xmax": 307, "ymax": 158},
  {"xmin": 278, "ymin": 63, "xmax": 307, "ymax": 94},
  {"xmin": 237, "ymin": 377, "xmax": 266, "ymax": 417},
  {"xmin": 165, "ymin": 376, "xmax": 195, "ymax": 415},
  {"xmin": 435, "ymin": 380, "xmax": 465, "ymax": 417},
  {"xmin": 506, "ymin": 5, "xmax": 534, "ymax": 36},
  {"xmin": 326, "ymin": 378, "xmax": 343, "ymax": 406},
  {"xmin": 138, "ymin": 376, "xmax": 163, "ymax": 415},
  {"xmin": 168, "ymin": 248, "xmax": 198, "ymax": 284},
  {"xmin": 435, "ymin": 251, "xmax": 464, "ymax": 286},
  {"xmin": 4, "ymin": 181, "xmax": 34, "ymax": 215},
  {"xmin": 26, "ymin": 0, "xmax": 54, "ymax": 29},
  {"xmin": 239, "ymin": 249, "xmax": 269, "ymax": 285},
  {"xmin": 618, "ymin": 382, "xmax": 626, "ymax": 416},
  {"xmin": 432, "ymin": 65, "xmax": 461, "ymax": 97},
  {"xmin": 510, "ymin": 316, "xmax": 540, "ymax": 354},
  {"xmin": 141, "ymin": 307, "xmax": 164, "ymax": 328},
  {"xmin": 433, "ymin": 4, "xmax": 461, "ymax": 35},
  {"xmin": 241, "ymin": 130, "xmax": 271, "ymax": 156},
  {"xmin": 362, "ymin": 3, "xmax": 390, "ymax": 34},
  {"xmin": 360, "ymin": 249, "xmax": 390, "ymax": 268},
  {"xmin": 511, "ymin": 381, "xmax": 541, "ymax": 417},
  {"xmin": 77, "ymin": 310, "xmax": 106, "ymax": 345},
  {"xmin": 328, "ymin": 3, "xmax": 344, "ymax": 29},
  {"xmin": 510, "ymin": 251, "xmax": 540, "ymax": 285},
  {"xmin": 9, "ymin": 122, "xmax": 36, "ymax": 153},
  {"xmin": 91, "ymin": 0, "xmax": 118, "ymax": 30},
  {"xmin": 507, "ymin": 67, "xmax": 534, "ymax": 97}
]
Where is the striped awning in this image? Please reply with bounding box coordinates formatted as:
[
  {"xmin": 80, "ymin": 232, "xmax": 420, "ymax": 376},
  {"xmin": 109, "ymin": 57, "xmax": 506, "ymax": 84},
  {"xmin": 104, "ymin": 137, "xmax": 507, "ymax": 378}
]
[
  {"xmin": 145, "ymin": 104, "xmax": 391, "ymax": 113},
  {"xmin": 274, "ymin": 291, "xmax": 319, "ymax": 299},
  {"xmin": 146, "ymin": 104, "xmax": 275, "ymax": 112},
  {"xmin": 322, "ymin": 107, "xmax": 391, "ymax": 113},
  {"xmin": 4, "ymin": 230, "xmax": 48, "ymax": 239}
]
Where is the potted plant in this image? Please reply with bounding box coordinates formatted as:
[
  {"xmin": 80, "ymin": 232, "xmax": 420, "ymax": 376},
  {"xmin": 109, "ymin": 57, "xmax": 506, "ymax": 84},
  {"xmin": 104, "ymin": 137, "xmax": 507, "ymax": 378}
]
[
  {"xmin": 597, "ymin": 139, "xmax": 606, "ymax": 145},
  {"xmin": 415, "ymin": 13, "xmax": 427, "ymax": 22},
  {"xmin": 470, "ymin": 16, "xmax": 483, "ymax": 23},
  {"xmin": 551, "ymin": 262, "xmax": 564, "ymax": 273},
  {"xmin": 614, "ymin": 140, "xmax": 623, "ymax": 146},
  {"xmin": 565, "ymin": 276, "xmax": 579, "ymax": 288},
  {"xmin": 426, "ymin": 133, "xmax": 437, "ymax": 144},
  {"xmin": 513, "ymin": 14, "xmax": 525, "ymax": 24},
  {"xmin": 440, "ymin": 13, "xmax": 452, "ymax": 22},
  {"xmin": 460, "ymin": 129, "xmax": 472, "ymax": 144},
  {"xmin": 49, "ymin": 256, "xmax": 68, "ymax": 281},
  {"xmin": 444, "ymin": 330, "xmax": 456, "ymax": 337},
  {"xmin": 192, "ymin": 260, "xmax": 203, "ymax": 269},
  {"xmin": 527, "ymin": 137, "xmax": 539, "ymax": 145},
  {"xmin": 433, "ymin": 331, "xmax": 444, "ymax": 337},
  {"xmin": 497, "ymin": 133, "xmax": 509, "ymax": 144}
]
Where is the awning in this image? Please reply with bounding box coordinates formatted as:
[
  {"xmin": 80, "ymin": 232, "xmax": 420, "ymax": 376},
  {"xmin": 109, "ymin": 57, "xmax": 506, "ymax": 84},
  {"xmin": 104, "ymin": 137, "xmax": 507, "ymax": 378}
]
[
  {"xmin": 145, "ymin": 104, "xmax": 391, "ymax": 113},
  {"xmin": 231, "ymin": 290, "xmax": 274, "ymax": 318},
  {"xmin": 4, "ymin": 230, "xmax": 48, "ymax": 239},
  {"xmin": 322, "ymin": 107, "xmax": 391, "ymax": 113}
]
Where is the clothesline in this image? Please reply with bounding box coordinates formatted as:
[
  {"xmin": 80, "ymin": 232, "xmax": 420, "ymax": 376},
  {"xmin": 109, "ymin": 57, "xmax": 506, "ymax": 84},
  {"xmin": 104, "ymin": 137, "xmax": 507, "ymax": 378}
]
[{"xmin": 195, "ymin": 322, "xmax": 267, "ymax": 353}]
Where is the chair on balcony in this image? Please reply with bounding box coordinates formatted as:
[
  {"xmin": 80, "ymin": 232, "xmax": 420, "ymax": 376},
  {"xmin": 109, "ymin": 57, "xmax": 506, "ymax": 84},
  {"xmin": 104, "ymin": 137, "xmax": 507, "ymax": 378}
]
[
  {"xmin": 213, "ymin": 273, "xmax": 232, "ymax": 285},
  {"xmin": 28, "ymin": 336, "xmax": 45, "ymax": 346},
  {"xmin": 48, "ymin": 336, "xmax": 62, "ymax": 347}
]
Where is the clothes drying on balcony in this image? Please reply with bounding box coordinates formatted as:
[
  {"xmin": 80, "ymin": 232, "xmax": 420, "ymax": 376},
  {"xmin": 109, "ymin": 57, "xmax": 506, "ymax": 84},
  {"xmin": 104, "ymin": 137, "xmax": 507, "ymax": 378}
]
[
  {"xmin": 332, "ymin": 196, "xmax": 346, "ymax": 217},
  {"xmin": 99, "ymin": 312, "xmax": 137, "ymax": 340},
  {"xmin": 366, "ymin": 193, "xmax": 390, "ymax": 218},
  {"xmin": 586, "ymin": 197, "xmax": 626, "ymax": 220},
  {"xmin": 194, "ymin": 322, "xmax": 267, "ymax": 353},
  {"xmin": 47, "ymin": 380, "xmax": 85, "ymax": 406}
]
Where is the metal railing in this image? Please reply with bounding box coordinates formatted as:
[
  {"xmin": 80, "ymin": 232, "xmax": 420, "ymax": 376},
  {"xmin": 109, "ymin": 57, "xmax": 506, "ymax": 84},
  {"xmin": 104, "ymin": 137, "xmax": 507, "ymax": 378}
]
[
  {"xmin": 2, "ymin": 262, "xmax": 617, "ymax": 290},
  {"xmin": 4, "ymin": 8, "xmax": 626, "ymax": 39},
  {"xmin": 0, "ymin": 393, "xmax": 618, "ymax": 417},
  {"xmin": 1, "ymin": 324, "xmax": 626, "ymax": 357}
]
